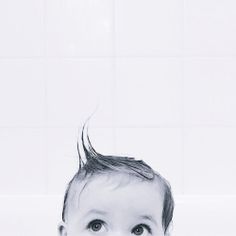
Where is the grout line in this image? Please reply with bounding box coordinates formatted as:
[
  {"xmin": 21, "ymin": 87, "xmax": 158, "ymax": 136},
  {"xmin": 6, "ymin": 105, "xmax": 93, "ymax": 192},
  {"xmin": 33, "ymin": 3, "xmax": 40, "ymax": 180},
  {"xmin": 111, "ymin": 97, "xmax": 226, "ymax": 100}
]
[
  {"xmin": 43, "ymin": 63, "xmax": 49, "ymax": 195},
  {"xmin": 181, "ymin": 60, "xmax": 185, "ymax": 195},
  {"xmin": 42, "ymin": 0, "xmax": 49, "ymax": 195},
  {"xmin": 0, "ymin": 124, "xmax": 236, "ymax": 129},
  {"xmin": 182, "ymin": 0, "xmax": 185, "ymax": 195},
  {"xmin": 1, "ymin": 55, "xmax": 236, "ymax": 61},
  {"xmin": 112, "ymin": 0, "xmax": 117, "ymax": 154}
]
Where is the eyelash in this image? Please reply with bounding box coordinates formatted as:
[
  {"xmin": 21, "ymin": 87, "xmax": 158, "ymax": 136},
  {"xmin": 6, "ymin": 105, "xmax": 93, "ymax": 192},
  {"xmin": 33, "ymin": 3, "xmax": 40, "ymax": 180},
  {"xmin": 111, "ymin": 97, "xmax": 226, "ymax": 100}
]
[
  {"xmin": 86, "ymin": 219, "xmax": 152, "ymax": 234},
  {"xmin": 87, "ymin": 219, "xmax": 106, "ymax": 232},
  {"xmin": 133, "ymin": 224, "xmax": 152, "ymax": 234}
]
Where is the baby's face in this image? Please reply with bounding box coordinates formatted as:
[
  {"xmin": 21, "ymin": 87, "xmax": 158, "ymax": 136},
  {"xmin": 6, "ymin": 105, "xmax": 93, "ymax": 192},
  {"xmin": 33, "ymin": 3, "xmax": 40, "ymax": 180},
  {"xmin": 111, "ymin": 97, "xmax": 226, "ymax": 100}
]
[{"xmin": 60, "ymin": 174, "xmax": 165, "ymax": 236}]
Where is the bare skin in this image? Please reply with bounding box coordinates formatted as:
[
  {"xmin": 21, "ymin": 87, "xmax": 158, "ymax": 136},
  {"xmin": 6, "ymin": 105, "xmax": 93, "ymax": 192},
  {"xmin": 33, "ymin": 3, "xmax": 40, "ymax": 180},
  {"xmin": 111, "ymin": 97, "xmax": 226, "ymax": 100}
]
[{"xmin": 59, "ymin": 174, "xmax": 167, "ymax": 236}]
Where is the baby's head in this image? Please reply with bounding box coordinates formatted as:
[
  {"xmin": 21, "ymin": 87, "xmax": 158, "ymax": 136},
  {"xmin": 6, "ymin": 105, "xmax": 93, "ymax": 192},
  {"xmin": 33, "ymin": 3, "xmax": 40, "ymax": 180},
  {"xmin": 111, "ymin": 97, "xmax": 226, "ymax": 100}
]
[{"xmin": 59, "ymin": 130, "xmax": 174, "ymax": 236}]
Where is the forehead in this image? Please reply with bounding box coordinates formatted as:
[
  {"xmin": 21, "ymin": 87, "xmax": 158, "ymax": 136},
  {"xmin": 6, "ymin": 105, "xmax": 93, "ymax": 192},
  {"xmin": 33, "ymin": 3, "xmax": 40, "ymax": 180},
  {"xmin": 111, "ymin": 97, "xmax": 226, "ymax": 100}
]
[{"xmin": 68, "ymin": 173, "xmax": 164, "ymax": 223}]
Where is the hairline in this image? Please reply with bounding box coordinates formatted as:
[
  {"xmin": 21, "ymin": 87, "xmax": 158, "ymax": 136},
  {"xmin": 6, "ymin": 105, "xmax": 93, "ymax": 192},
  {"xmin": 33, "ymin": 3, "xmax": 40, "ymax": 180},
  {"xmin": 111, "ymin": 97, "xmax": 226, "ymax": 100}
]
[{"xmin": 63, "ymin": 171, "xmax": 166, "ymax": 223}]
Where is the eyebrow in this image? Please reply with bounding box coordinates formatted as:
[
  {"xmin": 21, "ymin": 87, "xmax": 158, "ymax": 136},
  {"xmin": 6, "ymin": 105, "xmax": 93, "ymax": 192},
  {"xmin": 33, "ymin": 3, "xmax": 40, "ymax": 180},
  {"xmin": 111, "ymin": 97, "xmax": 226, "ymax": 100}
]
[
  {"xmin": 138, "ymin": 215, "xmax": 158, "ymax": 226},
  {"xmin": 85, "ymin": 210, "xmax": 157, "ymax": 226},
  {"xmin": 85, "ymin": 209, "xmax": 108, "ymax": 217}
]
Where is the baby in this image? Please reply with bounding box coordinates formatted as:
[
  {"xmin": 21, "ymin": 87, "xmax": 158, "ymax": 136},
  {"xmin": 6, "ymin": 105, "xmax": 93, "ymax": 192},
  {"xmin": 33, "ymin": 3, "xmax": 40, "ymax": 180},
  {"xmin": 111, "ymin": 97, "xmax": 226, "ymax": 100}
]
[{"xmin": 58, "ymin": 127, "xmax": 174, "ymax": 236}]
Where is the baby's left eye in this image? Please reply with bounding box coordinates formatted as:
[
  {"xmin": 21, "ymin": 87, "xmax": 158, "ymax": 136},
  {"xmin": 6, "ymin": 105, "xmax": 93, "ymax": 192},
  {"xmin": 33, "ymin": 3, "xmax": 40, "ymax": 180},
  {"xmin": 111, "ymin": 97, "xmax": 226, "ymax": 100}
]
[
  {"xmin": 132, "ymin": 224, "xmax": 152, "ymax": 235},
  {"xmin": 87, "ymin": 219, "xmax": 106, "ymax": 233}
]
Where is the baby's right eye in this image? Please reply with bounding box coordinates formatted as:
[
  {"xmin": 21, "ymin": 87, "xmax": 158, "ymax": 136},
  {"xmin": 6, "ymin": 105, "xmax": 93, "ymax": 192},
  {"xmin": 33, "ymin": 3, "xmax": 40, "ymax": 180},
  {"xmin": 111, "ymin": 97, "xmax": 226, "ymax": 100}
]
[{"xmin": 87, "ymin": 219, "xmax": 106, "ymax": 233}]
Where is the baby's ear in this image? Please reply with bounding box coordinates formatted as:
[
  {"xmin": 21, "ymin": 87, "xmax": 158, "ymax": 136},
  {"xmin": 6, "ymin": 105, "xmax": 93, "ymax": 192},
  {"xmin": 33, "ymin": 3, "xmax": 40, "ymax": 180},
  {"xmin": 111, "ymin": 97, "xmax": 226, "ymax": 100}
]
[{"xmin": 58, "ymin": 221, "xmax": 67, "ymax": 236}]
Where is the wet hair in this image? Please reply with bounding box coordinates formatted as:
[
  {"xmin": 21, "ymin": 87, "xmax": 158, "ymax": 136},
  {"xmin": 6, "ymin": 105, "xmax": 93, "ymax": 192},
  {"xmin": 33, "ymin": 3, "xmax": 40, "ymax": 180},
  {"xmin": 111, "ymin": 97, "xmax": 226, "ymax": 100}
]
[{"xmin": 61, "ymin": 125, "xmax": 174, "ymax": 234}]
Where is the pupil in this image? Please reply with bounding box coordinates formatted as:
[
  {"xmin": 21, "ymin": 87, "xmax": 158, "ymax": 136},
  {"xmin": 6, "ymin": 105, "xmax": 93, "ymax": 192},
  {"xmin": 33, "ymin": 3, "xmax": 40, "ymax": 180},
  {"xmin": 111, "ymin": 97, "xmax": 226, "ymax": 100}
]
[
  {"xmin": 92, "ymin": 222, "xmax": 101, "ymax": 231},
  {"xmin": 134, "ymin": 226, "xmax": 143, "ymax": 235}
]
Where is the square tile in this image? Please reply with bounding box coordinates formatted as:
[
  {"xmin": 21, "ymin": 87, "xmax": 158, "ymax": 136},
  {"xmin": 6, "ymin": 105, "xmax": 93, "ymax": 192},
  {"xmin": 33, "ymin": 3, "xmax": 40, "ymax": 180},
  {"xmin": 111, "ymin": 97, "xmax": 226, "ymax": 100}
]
[
  {"xmin": 184, "ymin": 0, "xmax": 236, "ymax": 56},
  {"xmin": 0, "ymin": 0, "xmax": 44, "ymax": 57},
  {"xmin": 184, "ymin": 59, "xmax": 236, "ymax": 125},
  {"xmin": 45, "ymin": 58, "xmax": 114, "ymax": 127},
  {"xmin": 184, "ymin": 127, "xmax": 236, "ymax": 194},
  {"xmin": 0, "ymin": 60, "xmax": 45, "ymax": 126},
  {"xmin": 0, "ymin": 128, "xmax": 47, "ymax": 194},
  {"xmin": 45, "ymin": 0, "xmax": 113, "ymax": 57},
  {"xmin": 115, "ymin": 0, "xmax": 183, "ymax": 56},
  {"xmin": 114, "ymin": 58, "xmax": 183, "ymax": 126},
  {"xmin": 115, "ymin": 127, "xmax": 183, "ymax": 194}
]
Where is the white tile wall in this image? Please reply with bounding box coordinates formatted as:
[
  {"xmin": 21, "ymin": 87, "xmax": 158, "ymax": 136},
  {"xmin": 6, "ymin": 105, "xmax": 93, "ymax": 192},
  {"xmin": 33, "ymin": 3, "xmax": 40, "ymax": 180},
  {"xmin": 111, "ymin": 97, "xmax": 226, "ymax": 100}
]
[
  {"xmin": 115, "ymin": 0, "xmax": 184, "ymax": 56},
  {"xmin": 184, "ymin": 127, "xmax": 236, "ymax": 194},
  {"xmin": 46, "ymin": 127, "xmax": 78, "ymax": 194},
  {"xmin": 45, "ymin": 0, "xmax": 113, "ymax": 57},
  {"xmin": 114, "ymin": 58, "xmax": 183, "ymax": 127},
  {"xmin": 184, "ymin": 58, "xmax": 236, "ymax": 125},
  {"xmin": 0, "ymin": 128, "xmax": 46, "ymax": 194},
  {"xmin": 184, "ymin": 0, "xmax": 236, "ymax": 56},
  {"xmin": 0, "ymin": 60, "xmax": 46, "ymax": 126},
  {"xmin": 1, "ymin": 0, "xmax": 236, "ymax": 234},
  {"xmin": 45, "ymin": 58, "xmax": 114, "ymax": 127},
  {"xmin": 0, "ymin": 0, "xmax": 44, "ymax": 57}
]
